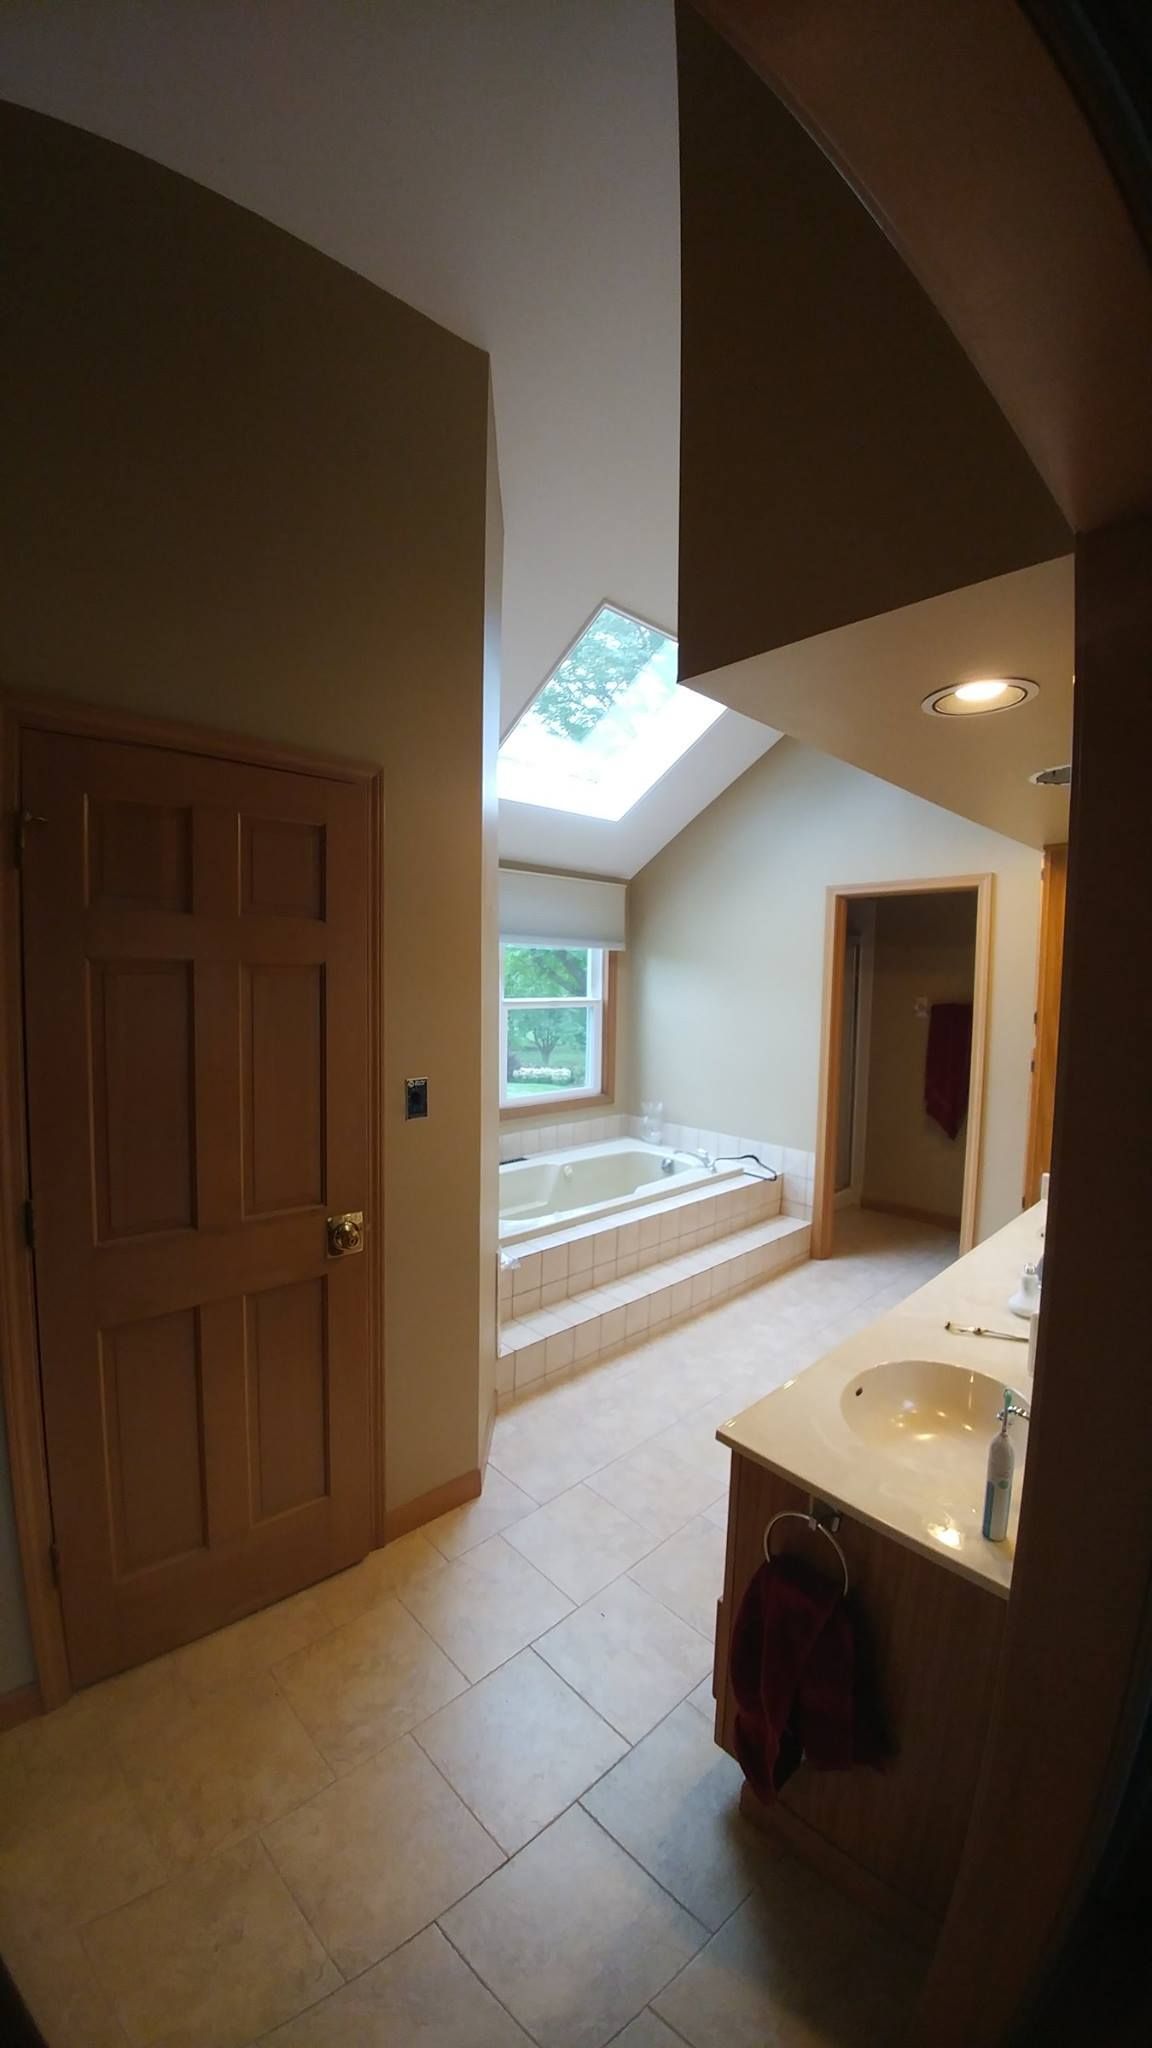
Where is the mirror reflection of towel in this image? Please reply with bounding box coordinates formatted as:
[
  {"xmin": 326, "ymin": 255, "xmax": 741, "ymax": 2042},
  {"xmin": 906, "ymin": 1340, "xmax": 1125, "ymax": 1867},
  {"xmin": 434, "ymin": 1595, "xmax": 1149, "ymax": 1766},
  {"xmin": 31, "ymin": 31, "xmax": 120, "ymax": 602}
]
[{"xmin": 925, "ymin": 1001, "xmax": 973, "ymax": 1140}]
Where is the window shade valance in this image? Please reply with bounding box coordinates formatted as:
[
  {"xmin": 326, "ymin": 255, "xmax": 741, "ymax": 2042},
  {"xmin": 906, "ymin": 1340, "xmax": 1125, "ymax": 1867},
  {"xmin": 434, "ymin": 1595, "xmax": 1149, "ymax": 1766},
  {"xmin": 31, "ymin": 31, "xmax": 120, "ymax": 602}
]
[{"xmin": 498, "ymin": 868, "xmax": 626, "ymax": 949}]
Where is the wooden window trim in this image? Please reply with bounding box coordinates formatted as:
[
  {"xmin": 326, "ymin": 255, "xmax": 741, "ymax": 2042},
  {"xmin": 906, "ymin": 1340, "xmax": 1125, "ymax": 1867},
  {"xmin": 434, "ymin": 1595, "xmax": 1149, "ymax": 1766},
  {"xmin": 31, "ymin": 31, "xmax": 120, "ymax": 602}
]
[
  {"xmin": 499, "ymin": 949, "xmax": 619, "ymax": 1122},
  {"xmin": 0, "ymin": 687, "xmax": 386, "ymax": 1712}
]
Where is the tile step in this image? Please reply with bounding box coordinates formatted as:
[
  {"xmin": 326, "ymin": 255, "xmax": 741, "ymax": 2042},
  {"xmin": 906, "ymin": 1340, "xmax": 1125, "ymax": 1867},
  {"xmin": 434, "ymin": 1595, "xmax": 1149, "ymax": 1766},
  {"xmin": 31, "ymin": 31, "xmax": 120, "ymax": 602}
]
[
  {"xmin": 503, "ymin": 1167, "xmax": 778, "ymax": 1264},
  {"xmin": 498, "ymin": 1214, "xmax": 810, "ymax": 1399},
  {"xmin": 500, "ymin": 1171, "xmax": 785, "ymax": 1325}
]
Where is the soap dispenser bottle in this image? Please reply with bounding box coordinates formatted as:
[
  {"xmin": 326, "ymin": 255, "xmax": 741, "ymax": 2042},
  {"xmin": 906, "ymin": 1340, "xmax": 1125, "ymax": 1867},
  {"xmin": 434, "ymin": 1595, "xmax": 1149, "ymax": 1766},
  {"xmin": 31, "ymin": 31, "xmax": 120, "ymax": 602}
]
[{"xmin": 983, "ymin": 1393, "xmax": 1017, "ymax": 1543}]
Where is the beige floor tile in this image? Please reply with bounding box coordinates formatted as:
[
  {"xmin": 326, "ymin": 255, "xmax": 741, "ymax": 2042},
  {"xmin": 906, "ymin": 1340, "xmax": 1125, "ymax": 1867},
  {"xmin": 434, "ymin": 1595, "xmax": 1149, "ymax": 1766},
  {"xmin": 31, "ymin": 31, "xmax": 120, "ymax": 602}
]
[
  {"xmin": 171, "ymin": 1595, "xmax": 340, "ymax": 1706},
  {"xmin": 423, "ymin": 1468, "xmax": 539, "ymax": 1559},
  {"xmin": 441, "ymin": 1805, "xmax": 706, "ymax": 2048},
  {"xmin": 685, "ymin": 1675, "xmax": 716, "ymax": 1721},
  {"xmin": 585, "ymin": 1438, "xmax": 725, "ymax": 1542},
  {"xmin": 4, "ymin": 1925, "xmax": 131, "ymax": 2047},
  {"xmin": 396, "ymin": 1535, "xmax": 572, "ymax": 1681},
  {"xmin": 170, "ymin": 1535, "xmax": 444, "ymax": 1705},
  {"xmin": 0, "ymin": 1681, "xmax": 147, "ymax": 1799},
  {"xmin": 0, "ymin": 1709, "xmax": 166, "ymax": 1947},
  {"xmin": 609, "ymin": 2012, "xmax": 687, "ymax": 2048},
  {"xmin": 115, "ymin": 1670, "xmax": 332, "ymax": 1869},
  {"xmin": 502, "ymin": 1484, "xmax": 659, "ymax": 1602},
  {"xmin": 701, "ymin": 1492, "xmax": 730, "ymax": 1530},
  {"xmin": 414, "ymin": 1647, "xmax": 626, "ymax": 1853},
  {"xmin": 488, "ymin": 1418, "xmax": 615, "ymax": 1505},
  {"xmin": 80, "ymin": 1654, "xmax": 193, "ymax": 1749},
  {"xmin": 653, "ymin": 1857, "xmax": 923, "ymax": 2047},
  {"xmin": 83, "ymin": 1836, "xmax": 341, "ymax": 2048},
  {"xmin": 583, "ymin": 1703, "xmax": 762, "ymax": 1931},
  {"xmin": 650, "ymin": 1413, "xmax": 733, "ymax": 1493},
  {"xmin": 273, "ymin": 1594, "xmax": 468, "ymax": 1772},
  {"xmin": 262, "ymin": 1735, "xmax": 503, "ymax": 1977},
  {"xmin": 535, "ymin": 1576, "xmax": 712, "ymax": 1743},
  {"xmin": 628, "ymin": 1517, "xmax": 728, "ymax": 1639},
  {"xmin": 256, "ymin": 1925, "xmax": 533, "ymax": 2045}
]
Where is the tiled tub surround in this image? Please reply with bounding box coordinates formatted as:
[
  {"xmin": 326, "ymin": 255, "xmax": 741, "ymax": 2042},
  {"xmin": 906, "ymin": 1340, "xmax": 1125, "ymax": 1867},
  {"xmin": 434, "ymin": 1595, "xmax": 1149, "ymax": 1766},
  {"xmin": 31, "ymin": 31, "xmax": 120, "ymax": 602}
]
[
  {"xmin": 499, "ymin": 1140, "xmax": 746, "ymax": 1244},
  {"xmin": 641, "ymin": 1120, "xmax": 815, "ymax": 1220},
  {"xmin": 498, "ymin": 1112, "xmax": 628, "ymax": 1161},
  {"xmin": 498, "ymin": 1114, "xmax": 815, "ymax": 1219},
  {"xmin": 495, "ymin": 1124, "xmax": 814, "ymax": 1403},
  {"xmin": 498, "ymin": 1213, "xmax": 811, "ymax": 1404},
  {"xmin": 500, "ymin": 1170, "xmax": 785, "ymax": 1323}
]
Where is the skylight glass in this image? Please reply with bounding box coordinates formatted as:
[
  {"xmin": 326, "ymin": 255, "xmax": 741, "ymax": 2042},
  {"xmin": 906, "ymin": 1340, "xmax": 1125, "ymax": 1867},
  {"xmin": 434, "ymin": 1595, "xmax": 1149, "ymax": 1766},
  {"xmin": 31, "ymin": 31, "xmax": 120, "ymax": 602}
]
[{"xmin": 497, "ymin": 604, "xmax": 725, "ymax": 820}]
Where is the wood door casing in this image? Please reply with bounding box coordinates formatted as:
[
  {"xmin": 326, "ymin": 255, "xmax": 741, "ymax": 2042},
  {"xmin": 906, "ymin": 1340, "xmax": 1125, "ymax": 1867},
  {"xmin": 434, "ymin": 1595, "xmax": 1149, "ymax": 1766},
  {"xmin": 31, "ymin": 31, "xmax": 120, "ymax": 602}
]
[
  {"xmin": 21, "ymin": 729, "xmax": 374, "ymax": 1685},
  {"xmin": 1023, "ymin": 842, "xmax": 1068, "ymax": 1206}
]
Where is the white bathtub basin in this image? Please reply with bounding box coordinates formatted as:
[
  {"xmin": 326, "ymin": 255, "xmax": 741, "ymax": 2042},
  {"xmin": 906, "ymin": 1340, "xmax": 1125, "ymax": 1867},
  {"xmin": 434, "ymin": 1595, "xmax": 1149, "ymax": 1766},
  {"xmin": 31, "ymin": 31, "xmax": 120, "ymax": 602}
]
[{"xmin": 498, "ymin": 1138, "xmax": 745, "ymax": 1243}]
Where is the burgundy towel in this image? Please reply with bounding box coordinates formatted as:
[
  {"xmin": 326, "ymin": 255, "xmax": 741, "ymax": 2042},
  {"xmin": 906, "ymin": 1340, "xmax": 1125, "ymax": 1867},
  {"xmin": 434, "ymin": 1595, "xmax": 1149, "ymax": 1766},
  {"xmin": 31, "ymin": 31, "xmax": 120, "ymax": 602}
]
[
  {"xmin": 729, "ymin": 1555, "xmax": 879, "ymax": 1803},
  {"xmin": 924, "ymin": 1000, "xmax": 973, "ymax": 1140}
]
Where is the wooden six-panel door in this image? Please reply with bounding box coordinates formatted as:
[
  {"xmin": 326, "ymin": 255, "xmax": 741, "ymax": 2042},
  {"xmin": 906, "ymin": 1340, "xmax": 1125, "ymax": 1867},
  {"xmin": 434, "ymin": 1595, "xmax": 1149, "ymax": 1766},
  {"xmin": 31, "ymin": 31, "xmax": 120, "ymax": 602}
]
[{"xmin": 20, "ymin": 729, "xmax": 374, "ymax": 1685}]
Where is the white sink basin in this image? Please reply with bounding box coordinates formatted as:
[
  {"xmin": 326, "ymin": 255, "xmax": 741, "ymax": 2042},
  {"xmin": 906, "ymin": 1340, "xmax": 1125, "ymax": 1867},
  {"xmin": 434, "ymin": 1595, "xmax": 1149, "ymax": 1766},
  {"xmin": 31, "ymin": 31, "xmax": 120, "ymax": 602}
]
[{"xmin": 841, "ymin": 1359, "xmax": 1022, "ymax": 1452}]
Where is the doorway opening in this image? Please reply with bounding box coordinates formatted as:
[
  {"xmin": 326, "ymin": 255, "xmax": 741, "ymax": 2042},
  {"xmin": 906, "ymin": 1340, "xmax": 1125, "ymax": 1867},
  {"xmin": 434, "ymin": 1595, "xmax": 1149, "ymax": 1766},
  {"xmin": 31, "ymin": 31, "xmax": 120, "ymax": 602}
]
[{"xmin": 813, "ymin": 877, "xmax": 992, "ymax": 1260}]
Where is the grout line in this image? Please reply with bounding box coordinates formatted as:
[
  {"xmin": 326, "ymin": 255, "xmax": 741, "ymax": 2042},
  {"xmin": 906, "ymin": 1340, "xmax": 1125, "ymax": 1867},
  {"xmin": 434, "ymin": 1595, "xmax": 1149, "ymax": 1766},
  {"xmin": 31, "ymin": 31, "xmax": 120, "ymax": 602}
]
[
  {"xmin": 436, "ymin": 1914, "xmax": 549, "ymax": 2046},
  {"xmin": 635, "ymin": 2009, "xmax": 697, "ymax": 2047},
  {"xmin": 576, "ymin": 1804, "xmax": 713, "ymax": 1945},
  {"xmin": 255, "ymin": 1827, "xmax": 351, "ymax": 1985},
  {"xmin": 405, "ymin": 1730, "xmax": 510, "ymax": 1862}
]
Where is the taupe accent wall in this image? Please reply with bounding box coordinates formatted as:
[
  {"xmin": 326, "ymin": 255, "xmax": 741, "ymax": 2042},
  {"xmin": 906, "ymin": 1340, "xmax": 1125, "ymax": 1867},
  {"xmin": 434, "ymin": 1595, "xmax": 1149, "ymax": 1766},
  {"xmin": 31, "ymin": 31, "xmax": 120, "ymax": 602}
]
[
  {"xmin": 0, "ymin": 104, "xmax": 498, "ymax": 1687},
  {"xmin": 626, "ymin": 739, "xmax": 1042, "ymax": 1244},
  {"xmin": 676, "ymin": 5, "xmax": 1070, "ymax": 684}
]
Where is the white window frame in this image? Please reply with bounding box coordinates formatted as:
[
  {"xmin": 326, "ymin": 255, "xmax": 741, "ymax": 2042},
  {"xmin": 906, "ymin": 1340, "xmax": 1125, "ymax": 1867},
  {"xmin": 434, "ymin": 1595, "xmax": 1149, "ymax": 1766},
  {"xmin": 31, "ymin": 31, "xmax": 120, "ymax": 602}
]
[{"xmin": 499, "ymin": 944, "xmax": 607, "ymax": 1109}]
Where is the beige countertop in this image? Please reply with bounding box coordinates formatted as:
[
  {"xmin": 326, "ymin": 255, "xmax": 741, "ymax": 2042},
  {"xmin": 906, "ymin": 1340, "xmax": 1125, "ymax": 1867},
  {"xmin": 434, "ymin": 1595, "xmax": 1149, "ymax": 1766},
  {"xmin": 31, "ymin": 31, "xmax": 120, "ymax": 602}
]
[{"xmin": 717, "ymin": 1203, "xmax": 1046, "ymax": 1597}]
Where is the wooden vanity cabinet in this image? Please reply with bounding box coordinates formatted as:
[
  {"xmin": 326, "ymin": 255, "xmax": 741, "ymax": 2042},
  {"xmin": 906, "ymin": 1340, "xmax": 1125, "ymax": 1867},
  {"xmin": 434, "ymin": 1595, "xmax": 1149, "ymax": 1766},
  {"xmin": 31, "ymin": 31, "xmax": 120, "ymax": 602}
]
[{"xmin": 713, "ymin": 1453, "xmax": 1006, "ymax": 1943}]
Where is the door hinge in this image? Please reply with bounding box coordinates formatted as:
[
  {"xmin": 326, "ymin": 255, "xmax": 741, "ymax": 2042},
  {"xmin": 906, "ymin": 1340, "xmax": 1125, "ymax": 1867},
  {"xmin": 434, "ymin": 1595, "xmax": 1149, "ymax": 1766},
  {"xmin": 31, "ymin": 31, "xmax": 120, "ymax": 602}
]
[
  {"xmin": 22, "ymin": 1198, "xmax": 36, "ymax": 1251},
  {"xmin": 49, "ymin": 1540, "xmax": 61, "ymax": 1589}
]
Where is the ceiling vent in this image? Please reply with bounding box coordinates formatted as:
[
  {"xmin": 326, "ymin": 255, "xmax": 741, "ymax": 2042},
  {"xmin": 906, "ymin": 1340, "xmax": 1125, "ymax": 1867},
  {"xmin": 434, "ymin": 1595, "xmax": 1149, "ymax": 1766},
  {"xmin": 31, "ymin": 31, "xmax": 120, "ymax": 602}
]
[{"xmin": 1030, "ymin": 763, "xmax": 1072, "ymax": 787}]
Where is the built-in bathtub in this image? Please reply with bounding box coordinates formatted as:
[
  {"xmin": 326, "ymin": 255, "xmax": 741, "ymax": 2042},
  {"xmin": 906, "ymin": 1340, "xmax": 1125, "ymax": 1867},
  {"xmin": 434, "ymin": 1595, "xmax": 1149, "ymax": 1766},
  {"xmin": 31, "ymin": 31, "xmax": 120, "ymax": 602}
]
[{"xmin": 498, "ymin": 1137, "xmax": 744, "ymax": 1244}]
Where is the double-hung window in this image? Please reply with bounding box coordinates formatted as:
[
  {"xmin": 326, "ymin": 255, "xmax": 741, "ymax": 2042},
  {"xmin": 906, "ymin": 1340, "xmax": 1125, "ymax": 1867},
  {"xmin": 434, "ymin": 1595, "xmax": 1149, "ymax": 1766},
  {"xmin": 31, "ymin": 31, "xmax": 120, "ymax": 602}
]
[{"xmin": 500, "ymin": 945, "xmax": 607, "ymax": 1108}]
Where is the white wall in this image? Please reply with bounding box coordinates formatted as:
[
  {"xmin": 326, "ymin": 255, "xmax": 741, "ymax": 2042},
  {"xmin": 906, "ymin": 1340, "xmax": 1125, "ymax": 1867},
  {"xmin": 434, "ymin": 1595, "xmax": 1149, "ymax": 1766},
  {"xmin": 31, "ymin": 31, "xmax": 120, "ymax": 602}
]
[{"xmin": 627, "ymin": 741, "xmax": 1042, "ymax": 1241}]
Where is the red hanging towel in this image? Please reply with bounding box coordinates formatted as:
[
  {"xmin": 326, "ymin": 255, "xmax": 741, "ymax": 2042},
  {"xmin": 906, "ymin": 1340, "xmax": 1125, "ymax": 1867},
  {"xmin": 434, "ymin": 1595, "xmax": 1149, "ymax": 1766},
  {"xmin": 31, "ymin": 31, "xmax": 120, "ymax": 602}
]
[
  {"xmin": 924, "ymin": 1000, "xmax": 973, "ymax": 1140},
  {"xmin": 729, "ymin": 1553, "xmax": 882, "ymax": 1802}
]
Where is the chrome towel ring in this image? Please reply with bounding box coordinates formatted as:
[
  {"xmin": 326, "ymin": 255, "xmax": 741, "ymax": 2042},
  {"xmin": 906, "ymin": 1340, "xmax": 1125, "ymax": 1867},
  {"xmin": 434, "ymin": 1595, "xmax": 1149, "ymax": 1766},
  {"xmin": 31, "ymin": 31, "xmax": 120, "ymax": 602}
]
[{"xmin": 764, "ymin": 1509, "xmax": 849, "ymax": 1598}]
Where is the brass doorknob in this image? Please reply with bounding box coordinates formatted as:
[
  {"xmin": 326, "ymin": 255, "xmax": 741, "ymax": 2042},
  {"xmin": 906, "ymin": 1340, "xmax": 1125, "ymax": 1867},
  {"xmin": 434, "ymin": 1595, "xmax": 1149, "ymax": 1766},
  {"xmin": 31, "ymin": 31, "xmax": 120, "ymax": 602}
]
[{"xmin": 327, "ymin": 1211, "xmax": 364, "ymax": 1257}]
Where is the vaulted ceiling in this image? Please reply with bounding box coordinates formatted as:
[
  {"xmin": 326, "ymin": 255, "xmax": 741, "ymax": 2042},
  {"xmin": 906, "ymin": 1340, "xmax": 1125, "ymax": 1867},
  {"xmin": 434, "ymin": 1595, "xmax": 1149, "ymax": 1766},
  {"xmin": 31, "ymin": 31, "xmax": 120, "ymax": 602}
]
[{"xmin": 1, "ymin": 0, "xmax": 1074, "ymax": 859}]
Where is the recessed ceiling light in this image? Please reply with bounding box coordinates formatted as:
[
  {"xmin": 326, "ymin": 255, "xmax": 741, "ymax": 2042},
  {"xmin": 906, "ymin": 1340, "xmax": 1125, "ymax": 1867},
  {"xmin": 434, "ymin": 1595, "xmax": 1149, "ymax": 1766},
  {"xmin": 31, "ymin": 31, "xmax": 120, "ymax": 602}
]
[{"xmin": 921, "ymin": 676, "xmax": 1038, "ymax": 718}]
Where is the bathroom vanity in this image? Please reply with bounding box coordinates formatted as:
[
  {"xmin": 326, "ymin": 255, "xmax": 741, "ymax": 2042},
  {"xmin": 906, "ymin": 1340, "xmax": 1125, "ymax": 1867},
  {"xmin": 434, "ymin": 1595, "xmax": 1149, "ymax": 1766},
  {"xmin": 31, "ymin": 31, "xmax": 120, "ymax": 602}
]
[{"xmin": 711, "ymin": 1205, "xmax": 1044, "ymax": 1943}]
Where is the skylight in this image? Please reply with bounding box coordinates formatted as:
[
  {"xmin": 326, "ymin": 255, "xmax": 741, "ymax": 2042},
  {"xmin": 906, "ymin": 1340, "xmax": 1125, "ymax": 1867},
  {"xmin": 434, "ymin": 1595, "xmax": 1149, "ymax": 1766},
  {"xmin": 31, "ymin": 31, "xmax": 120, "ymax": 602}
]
[{"xmin": 497, "ymin": 604, "xmax": 725, "ymax": 820}]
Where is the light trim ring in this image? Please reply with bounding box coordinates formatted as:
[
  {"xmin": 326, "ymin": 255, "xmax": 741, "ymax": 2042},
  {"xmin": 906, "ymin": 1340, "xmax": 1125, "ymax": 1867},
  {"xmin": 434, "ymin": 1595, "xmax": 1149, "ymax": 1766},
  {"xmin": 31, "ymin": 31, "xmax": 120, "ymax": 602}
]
[{"xmin": 921, "ymin": 676, "xmax": 1038, "ymax": 718}]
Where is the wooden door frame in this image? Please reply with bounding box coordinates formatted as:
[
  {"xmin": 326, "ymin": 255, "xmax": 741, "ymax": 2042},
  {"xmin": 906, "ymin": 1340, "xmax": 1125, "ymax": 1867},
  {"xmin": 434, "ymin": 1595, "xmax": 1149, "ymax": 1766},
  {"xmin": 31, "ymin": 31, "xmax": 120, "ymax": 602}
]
[
  {"xmin": 811, "ymin": 874, "xmax": 992, "ymax": 1260},
  {"xmin": 0, "ymin": 688, "xmax": 386, "ymax": 1712},
  {"xmin": 1022, "ymin": 842, "xmax": 1069, "ymax": 1208}
]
